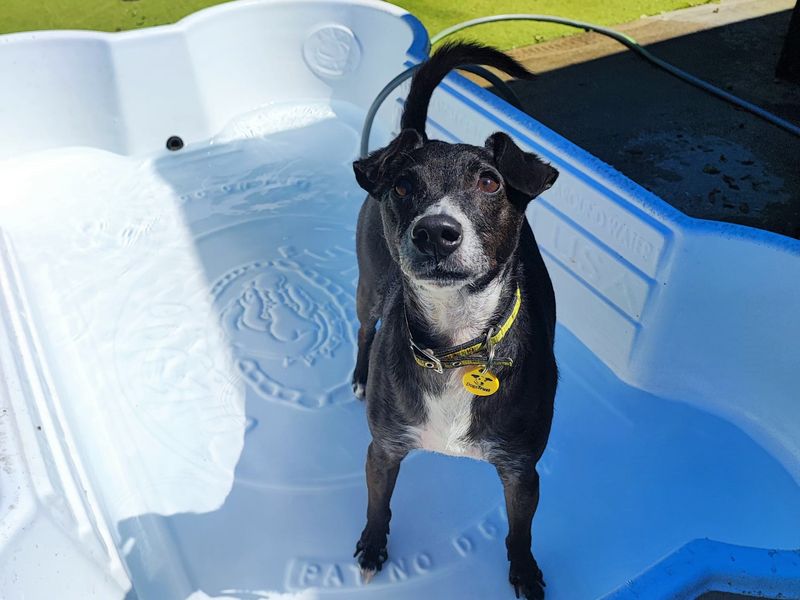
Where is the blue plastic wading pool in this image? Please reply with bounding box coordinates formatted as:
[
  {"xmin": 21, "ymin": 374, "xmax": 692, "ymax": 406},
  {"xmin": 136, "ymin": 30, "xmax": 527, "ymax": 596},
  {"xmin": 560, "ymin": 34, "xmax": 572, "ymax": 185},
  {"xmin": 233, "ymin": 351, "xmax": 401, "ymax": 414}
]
[{"xmin": 0, "ymin": 1, "xmax": 798, "ymax": 598}]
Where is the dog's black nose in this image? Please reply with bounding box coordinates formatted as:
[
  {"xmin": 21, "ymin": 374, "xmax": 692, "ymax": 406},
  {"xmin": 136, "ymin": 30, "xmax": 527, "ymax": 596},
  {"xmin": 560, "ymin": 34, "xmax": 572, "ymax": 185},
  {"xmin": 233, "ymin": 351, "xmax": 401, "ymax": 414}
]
[{"xmin": 412, "ymin": 214, "xmax": 463, "ymax": 257}]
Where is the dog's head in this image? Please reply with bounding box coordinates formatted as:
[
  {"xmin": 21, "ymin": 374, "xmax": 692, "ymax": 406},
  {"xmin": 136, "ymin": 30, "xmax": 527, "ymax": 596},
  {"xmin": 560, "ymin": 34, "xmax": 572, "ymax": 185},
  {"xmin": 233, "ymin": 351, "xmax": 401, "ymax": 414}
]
[{"xmin": 353, "ymin": 130, "xmax": 558, "ymax": 288}]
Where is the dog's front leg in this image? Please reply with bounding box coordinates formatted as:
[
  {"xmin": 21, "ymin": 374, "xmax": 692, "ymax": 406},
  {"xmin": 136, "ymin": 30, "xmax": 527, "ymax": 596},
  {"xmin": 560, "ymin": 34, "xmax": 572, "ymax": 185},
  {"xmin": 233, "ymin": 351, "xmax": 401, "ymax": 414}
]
[
  {"xmin": 352, "ymin": 274, "xmax": 379, "ymax": 399},
  {"xmin": 352, "ymin": 320, "xmax": 375, "ymax": 399},
  {"xmin": 497, "ymin": 464, "xmax": 545, "ymax": 600},
  {"xmin": 354, "ymin": 441, "xmax": 405, "ymax": 582}
]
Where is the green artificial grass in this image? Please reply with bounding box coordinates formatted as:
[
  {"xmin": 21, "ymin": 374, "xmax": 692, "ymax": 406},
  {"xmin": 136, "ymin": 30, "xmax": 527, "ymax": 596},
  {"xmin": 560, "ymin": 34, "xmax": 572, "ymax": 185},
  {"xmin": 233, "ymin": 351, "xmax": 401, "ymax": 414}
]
[
  {"xmin": 393, "ymin": 0, "xmax": 717, "ymax": 49},
  {"xmin": 0, "ymin": 0, "xmax": 236, "ymax": 35},
  {"xmin": 1, "ymin": 0, "xmax": 715, "ymax": 48}
]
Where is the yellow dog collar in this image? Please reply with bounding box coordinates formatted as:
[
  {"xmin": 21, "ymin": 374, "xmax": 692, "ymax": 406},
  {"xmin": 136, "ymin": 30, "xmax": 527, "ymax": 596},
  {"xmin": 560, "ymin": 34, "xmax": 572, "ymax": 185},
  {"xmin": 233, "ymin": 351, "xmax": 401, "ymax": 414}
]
[{"xmin": 408, "ymin": 286, "xmax": 521, "ymax": 374}]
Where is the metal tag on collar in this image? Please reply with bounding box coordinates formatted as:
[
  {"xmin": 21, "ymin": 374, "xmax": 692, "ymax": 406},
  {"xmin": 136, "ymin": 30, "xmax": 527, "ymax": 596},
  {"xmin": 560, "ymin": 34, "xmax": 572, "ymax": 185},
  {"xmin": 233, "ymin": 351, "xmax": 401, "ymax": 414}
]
[
  {"xmin": 410, "ymin": 340, "xmax": 444, "ymax": 374},
  {"xmin": 463, "ymin": 327, "xmax": 502, "ymax": 396},
  {"xmin": 481, "ymin": 326, "xmax": 497, "ymax": 375}
]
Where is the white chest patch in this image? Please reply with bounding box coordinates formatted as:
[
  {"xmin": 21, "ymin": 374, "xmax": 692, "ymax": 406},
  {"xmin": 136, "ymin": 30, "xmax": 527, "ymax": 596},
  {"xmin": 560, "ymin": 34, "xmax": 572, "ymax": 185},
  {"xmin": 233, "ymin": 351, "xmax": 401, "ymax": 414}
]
[{"xmin": 412, "ymin": 372, "xmax": 485, "ymax": 461}]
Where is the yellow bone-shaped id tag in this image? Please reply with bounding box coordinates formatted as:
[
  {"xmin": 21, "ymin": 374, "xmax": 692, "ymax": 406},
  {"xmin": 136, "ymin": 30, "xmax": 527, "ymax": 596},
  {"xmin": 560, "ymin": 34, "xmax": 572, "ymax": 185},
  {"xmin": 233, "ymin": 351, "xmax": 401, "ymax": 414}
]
[{"xmin": 462, "ymin": 367, "xmax": 500, "ymax": 396}]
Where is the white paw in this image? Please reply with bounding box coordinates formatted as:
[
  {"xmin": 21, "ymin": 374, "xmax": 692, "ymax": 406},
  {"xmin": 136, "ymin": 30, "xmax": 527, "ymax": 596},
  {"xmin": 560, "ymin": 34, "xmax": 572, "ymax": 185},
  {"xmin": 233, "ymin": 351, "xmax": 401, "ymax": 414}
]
[
  {"xmin": 353, "ymin": 382, "xmax": 366, "ymax": 399},
  {"xmin": 360, "ymin": 567, "xmax": 377, "ymax": 584}
]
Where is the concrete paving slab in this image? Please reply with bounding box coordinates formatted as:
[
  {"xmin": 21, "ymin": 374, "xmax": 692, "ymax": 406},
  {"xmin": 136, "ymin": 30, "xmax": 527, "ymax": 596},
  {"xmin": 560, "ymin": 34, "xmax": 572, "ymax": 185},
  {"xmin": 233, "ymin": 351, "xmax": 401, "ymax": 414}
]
[{"xmin": 497, "ymin": 0, "xmax": 800, "ymax": 237}]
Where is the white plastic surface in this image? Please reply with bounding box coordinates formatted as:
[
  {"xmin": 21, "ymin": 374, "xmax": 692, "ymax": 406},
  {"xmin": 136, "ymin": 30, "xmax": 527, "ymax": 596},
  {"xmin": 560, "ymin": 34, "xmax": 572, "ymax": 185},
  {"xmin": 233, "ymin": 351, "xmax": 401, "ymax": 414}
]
[{"xmin": 0, "ymin": 1, "xmax": 798, "ymax": 599}]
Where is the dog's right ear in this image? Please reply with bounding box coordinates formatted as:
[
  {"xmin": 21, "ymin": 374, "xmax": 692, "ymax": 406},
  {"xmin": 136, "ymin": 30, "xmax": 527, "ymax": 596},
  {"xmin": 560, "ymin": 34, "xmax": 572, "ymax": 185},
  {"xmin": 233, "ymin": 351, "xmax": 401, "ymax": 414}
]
[{"xmin": 353, "ymin": 129, "xmax": 423, "ymax": 197}]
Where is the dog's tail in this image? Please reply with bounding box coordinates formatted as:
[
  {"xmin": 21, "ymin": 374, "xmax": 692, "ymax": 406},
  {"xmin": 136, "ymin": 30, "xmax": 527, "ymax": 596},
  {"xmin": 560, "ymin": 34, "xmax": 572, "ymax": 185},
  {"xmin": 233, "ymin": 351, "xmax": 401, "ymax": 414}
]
[{"xmin": 400, "ymin": 41, "xmax": 534, "ymax": 137}]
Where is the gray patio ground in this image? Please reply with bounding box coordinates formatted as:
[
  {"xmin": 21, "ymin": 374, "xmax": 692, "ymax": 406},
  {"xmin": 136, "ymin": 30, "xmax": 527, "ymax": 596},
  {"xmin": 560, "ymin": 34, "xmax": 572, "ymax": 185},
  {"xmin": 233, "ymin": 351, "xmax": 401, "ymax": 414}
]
[{"xmin": 501, "ymin": 0, "xmax": 799, "ymax": 239}]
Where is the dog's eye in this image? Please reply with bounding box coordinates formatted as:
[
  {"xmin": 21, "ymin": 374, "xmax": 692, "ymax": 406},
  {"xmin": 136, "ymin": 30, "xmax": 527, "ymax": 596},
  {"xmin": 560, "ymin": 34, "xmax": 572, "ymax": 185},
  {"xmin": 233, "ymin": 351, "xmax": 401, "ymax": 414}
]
[
  {"xmin": 393, "ymin": 178, "xmax": 413, "ymax": 198},
  {"xmin": 478, "ymin": 174, "xmax": 501, "ymax": 194}
]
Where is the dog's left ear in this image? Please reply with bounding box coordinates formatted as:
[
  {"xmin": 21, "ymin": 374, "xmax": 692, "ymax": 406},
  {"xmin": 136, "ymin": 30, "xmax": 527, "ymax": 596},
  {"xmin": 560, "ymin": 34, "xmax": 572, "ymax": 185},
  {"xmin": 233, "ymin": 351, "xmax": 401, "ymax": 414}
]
[
  {"xmin": 353, "ymin": 129, "xmax": 423, "ymax": 197},
  {"xmin": 485, "ymin": 132, "xmax": 558, "ymax": 201}
]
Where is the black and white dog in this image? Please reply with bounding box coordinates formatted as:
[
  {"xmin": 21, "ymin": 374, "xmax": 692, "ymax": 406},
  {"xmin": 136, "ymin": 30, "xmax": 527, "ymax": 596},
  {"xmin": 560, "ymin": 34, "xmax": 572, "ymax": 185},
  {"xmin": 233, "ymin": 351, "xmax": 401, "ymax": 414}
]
[{"xmin": 351, "ymin": 42, "xmax": 559, "ymax": 600}]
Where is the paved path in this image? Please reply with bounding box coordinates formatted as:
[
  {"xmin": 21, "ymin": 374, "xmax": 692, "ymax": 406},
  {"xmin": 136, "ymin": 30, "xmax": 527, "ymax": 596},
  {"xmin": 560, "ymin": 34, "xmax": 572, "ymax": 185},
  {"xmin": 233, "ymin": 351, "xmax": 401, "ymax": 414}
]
[
  {"xmin": 509, "ymin": 0, "xmax": 795, "ymax": 72},
  {"xmin": 502, "ymin": 0, "xmax": 799, "ymax": 238}
]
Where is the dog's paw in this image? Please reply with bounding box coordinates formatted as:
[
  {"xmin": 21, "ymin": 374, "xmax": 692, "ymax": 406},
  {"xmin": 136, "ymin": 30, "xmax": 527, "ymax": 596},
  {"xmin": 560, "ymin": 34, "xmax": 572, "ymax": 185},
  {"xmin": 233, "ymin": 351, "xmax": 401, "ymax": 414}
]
[
  {"xmin": 509, "ymin": 555, "xmax": 545, "ymax": 599},
  {"xmin": 354, "ymin": 538, "xmax": 388, "ymax": 583},
  {"xmin": 351, "ymin": 368, "xmax": 367, "ymax": 400}
]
